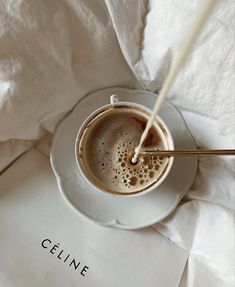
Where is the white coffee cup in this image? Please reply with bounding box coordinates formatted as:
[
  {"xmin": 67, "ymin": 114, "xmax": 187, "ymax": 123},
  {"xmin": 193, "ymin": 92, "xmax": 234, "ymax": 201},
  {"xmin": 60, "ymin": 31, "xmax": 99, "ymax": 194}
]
[{"xmin": 75, "ymin": 95, "xmax": 174, "ymax": 197}]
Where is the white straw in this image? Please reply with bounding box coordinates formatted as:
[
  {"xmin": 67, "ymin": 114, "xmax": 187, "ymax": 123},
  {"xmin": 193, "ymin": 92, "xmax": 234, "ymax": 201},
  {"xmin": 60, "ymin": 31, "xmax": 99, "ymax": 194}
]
[{"xmin": 132, "ymin": 0, "xmax": 218, "ymax": 164}]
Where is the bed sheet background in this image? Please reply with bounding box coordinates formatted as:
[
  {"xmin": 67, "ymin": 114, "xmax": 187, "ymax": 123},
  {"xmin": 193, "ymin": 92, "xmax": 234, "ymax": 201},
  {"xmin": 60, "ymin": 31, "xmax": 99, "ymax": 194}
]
[{"xmin": 0, "ymin": 1, "xmax": 234, "ymax": 286}]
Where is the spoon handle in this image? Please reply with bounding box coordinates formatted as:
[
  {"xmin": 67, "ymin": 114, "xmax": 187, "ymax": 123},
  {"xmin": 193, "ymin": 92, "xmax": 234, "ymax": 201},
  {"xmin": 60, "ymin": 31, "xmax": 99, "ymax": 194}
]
[{"xmin": 140, "ymin": 149, "xmax": 235, "ymax": 156}]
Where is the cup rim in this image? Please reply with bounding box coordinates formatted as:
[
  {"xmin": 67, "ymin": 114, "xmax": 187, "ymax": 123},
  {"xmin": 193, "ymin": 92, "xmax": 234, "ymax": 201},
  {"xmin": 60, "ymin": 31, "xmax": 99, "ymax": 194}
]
[{"xmin": 75, "ymin": 101, "xmax": 174, "ymax": 197}]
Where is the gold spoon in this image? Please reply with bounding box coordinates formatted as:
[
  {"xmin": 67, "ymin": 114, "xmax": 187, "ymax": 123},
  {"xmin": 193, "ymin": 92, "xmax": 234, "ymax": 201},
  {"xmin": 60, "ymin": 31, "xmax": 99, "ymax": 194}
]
[{"xmin": 140, "ymin": 149, "xmax": 235, "ymax": 157}]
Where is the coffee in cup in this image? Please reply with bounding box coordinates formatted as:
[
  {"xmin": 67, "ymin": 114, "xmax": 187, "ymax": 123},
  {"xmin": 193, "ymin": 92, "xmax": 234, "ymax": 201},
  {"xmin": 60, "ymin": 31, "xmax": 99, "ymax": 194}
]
[{"xmin": 76, "ymin": 99, "xmax": 174, "ymax": 196}]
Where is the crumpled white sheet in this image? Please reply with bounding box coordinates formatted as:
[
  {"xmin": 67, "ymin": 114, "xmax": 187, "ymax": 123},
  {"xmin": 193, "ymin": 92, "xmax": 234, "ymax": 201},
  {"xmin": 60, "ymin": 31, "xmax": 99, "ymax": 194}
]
[
  {"xmin": 153, "ymin": 110, "xmax": 235, "ymax": 287},
  {"xmin": 0, "ymin": 0, "xmax": 234, "ymax": 171},
  {"xmin": 0, "ymin": 0, "xmax": 234, "ymax": 286}
]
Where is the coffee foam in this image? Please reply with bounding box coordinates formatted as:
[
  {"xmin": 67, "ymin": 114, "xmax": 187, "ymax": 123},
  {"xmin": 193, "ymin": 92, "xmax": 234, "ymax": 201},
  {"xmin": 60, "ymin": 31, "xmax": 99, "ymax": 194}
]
[{"xmin": 78, "ymin": 107, "xmax": 169, "ymax": 194}]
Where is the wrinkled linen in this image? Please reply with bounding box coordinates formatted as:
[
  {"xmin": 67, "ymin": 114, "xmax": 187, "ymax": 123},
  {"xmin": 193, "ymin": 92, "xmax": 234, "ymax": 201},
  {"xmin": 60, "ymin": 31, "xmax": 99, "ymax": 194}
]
[
  {"xmin": 0, "ymin": 0, "xmax": 234, "ymax": 286},
  {"xmin": 0, "ymin": 0, "xmax": 234, "ymax": 171},
  {"xmin": 153, "ymin": 110, "xmax": 235, "ymax": 287}
]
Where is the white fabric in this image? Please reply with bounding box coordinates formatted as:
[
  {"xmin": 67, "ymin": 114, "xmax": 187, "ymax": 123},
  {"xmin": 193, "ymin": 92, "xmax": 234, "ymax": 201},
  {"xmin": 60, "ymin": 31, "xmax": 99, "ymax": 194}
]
[
  {"xmin": 0, "ymin": 0, "xmax": 234, "ymax": 286},
  {"xmin": 0, "ymin": 0, "xmax": 234, "ymax": 171},
  {"xmin": 154, "ymin": 110, "xmax": 235, "ymax": 287}
]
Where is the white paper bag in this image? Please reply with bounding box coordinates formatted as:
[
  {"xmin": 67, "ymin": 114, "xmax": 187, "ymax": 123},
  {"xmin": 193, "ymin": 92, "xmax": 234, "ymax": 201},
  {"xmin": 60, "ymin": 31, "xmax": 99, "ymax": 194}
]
[{"xmin": 0, "ymin": 149, "xmax": 188, "ymax": 287}]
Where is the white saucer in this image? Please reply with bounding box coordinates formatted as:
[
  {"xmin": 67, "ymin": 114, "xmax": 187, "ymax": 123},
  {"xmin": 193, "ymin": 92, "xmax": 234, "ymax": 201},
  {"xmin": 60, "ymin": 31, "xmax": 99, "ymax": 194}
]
[{"xmin": 50, "ymin": 87, "xmax": 198, "ymax": 229}]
